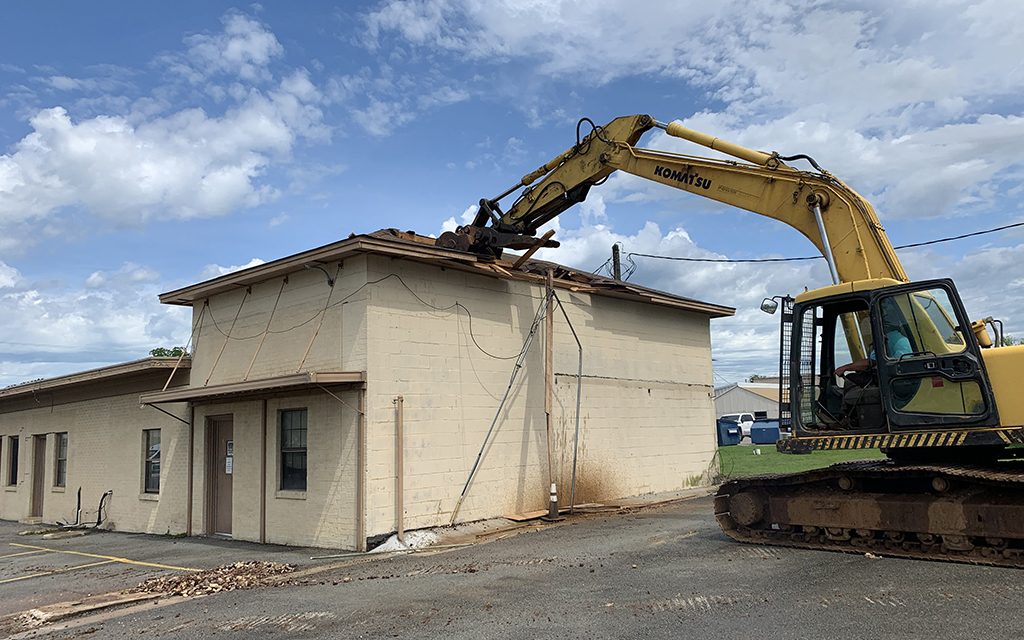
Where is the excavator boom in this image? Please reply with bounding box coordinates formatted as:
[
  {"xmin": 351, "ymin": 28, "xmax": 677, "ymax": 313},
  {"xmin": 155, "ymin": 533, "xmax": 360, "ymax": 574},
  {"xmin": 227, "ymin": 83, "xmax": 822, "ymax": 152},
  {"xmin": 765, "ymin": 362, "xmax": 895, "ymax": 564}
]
[{"xmin": 440, "ymin": 114, "xmax": 906, "ymax": 284}]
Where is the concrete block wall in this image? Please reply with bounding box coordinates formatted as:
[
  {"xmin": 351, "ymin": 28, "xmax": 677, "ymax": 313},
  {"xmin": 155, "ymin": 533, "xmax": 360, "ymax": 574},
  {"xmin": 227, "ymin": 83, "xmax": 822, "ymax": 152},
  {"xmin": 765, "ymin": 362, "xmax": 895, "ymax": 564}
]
[
  {"xmin": 191, "ymin": 389, "xmax": 359, "ymax": 549},
  {"xmin": 361, "ymin": 256, "xmax": 717, "ymax": 538},
  {"xmin": 0, "ymin": 392, "xmax": 189, "ymax": 534},
  {"xmin": 190, "ymin": 257, "xmax": 369, "ymax": 387}
]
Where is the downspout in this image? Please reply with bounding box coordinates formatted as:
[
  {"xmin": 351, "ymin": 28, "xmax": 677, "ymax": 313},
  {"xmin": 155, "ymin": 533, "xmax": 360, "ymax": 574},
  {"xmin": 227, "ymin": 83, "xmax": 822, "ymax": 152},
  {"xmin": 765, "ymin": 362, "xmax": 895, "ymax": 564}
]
[
  {"xmin": 260, "ymin": 398, "xmax": 267, "ymax": 544},
  {"xmin": 544, "ymin": 270, "xmax": 556, "ymax": 506},
  {"xmin": 186, "ymin": 404, "xmax": 194, "ymax": 536},
  {"xmin": 356, "ymin": 386, "xmax": 367, "ymax": 552},
  {"xmin": 394, "ymin": 395, "xmax": 404, "ymax": 544}
]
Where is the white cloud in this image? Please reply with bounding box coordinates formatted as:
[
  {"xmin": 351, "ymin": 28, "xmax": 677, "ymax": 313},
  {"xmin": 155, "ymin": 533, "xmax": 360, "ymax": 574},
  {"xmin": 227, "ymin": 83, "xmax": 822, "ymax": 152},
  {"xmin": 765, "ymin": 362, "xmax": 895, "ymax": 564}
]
[
  {"xmin": 0, "ymin": 18, "xmax": 328, "ymax": 246},
  {"xmin": 0, "ymin": 261, "xmax": 19, "ymax": 288},
  {"xmin": 0, "ymin": 268, "xmax": 190, "ymax": 387},
  {"xmin": 268, "ymin": 212, "xmax": 289, "ymax": 227},
  {"xmin": 440, "ymin": 203, "xmax": 480, "ymax": 234},
  {"xmin": 200, "ymin": 257, "xmax": 266, "ymax": 280},
  {"xmin": 178, "ymin": 13, "xmax": 284, "ymax": 82},
  {"xmin": 351, "ymin": 98, "xmax": 417, "ymax": 137},
  {"xmin": 84, "ymin": 262, "xmax": 160, "ymax": 289},
  {"xmin": 366, "ymin": 0, "xmax": 1024, "ymax": 217}
]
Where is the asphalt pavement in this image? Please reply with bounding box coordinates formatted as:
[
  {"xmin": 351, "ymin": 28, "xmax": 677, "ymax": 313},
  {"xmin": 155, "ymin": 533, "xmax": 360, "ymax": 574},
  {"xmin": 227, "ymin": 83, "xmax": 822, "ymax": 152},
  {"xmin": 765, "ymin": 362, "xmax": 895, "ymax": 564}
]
[{"xmin": 10, "ymin": 495, "xmax": 1021, "ymax": 640}]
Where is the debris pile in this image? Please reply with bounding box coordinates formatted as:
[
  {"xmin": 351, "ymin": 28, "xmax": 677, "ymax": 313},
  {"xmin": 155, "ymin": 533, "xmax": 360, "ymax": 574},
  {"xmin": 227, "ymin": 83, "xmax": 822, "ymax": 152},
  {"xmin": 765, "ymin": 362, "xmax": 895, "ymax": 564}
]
[{"xmin": 132, "ymin": 561, "xmax": 295, "ymax": 597}]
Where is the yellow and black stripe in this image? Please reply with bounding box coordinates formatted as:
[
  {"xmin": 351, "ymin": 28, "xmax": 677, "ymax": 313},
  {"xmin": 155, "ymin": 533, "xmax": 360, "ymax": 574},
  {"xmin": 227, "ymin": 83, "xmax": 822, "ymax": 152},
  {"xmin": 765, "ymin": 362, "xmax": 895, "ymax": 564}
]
[{"xmin": 777, "ymin": 427, "xmax": 1024, "ymax": 453}]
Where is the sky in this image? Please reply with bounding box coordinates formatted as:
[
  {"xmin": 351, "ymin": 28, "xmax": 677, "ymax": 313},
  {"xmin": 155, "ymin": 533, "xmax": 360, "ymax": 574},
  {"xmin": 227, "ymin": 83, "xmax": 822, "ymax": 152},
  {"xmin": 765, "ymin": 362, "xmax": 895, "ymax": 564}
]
[{"xmin": 0, "ymin": 0, "xmax": 1022, "ymax": 387}]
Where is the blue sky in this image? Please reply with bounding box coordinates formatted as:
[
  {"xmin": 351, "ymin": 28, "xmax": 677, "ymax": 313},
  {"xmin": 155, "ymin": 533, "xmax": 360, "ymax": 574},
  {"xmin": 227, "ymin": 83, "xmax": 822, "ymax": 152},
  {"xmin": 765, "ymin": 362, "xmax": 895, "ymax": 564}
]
[{"xmin": 1, "ymin": 1, "xmax": 1022, "ymax": 386}]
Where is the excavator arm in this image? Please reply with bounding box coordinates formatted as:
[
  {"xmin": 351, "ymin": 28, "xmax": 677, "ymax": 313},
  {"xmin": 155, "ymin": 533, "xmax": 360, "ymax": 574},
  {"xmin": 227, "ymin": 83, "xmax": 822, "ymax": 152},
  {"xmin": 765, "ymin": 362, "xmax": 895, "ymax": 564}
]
[{"xmin": 437, "ymin": 114, "xmax": 908, "ymax": 285}]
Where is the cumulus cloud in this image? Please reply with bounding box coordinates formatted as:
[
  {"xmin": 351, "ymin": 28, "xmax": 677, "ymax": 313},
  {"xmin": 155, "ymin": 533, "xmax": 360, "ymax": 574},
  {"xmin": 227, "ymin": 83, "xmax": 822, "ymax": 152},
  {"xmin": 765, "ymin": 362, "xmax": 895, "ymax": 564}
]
[
  {"xmin": 0, "ymin": 14, "xmax": 327, "ymax": 249},
  {"xmin": 172, "ymin": 13, "xmax": 285, "ymax": 83},
  {"xmin": 200, "ymin": 257, "xmax": 267, "ymax": 280},
  {"xmin": 0, "ymin": 270, "xmax": 190, "ymax": 387},
  {"xmin": 84, "ymin": 262, "xmax": 160, "ymax": 289},
  {"xmin": 365, "ymin": 0, "xmax": 1024, "ymax": 218},
  {"xmin": 0, "ymin": 261, "xmax": 19, "ymax": 288}
]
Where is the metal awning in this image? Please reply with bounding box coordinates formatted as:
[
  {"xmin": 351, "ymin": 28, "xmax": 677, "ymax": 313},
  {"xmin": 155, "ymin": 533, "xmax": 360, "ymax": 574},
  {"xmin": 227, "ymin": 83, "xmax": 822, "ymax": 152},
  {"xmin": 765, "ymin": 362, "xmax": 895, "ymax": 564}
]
[{"xmin": 140, "ymin": 371, "xmax": 365, "ymax": 405}]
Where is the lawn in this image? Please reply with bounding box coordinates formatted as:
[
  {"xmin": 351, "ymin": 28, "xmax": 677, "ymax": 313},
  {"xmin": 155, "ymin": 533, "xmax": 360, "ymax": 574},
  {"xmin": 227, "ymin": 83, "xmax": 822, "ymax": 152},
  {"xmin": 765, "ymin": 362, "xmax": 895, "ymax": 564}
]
[{"xmin": 717, "ymin": 443, "xmax": 885, "ymax": 479}]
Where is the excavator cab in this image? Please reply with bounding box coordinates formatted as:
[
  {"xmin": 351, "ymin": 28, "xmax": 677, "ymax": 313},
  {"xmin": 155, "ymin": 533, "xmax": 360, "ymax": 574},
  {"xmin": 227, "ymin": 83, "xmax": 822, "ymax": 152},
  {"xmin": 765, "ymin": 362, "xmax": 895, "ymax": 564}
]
[{"xmin": 784, "ymin": 279, "xmax": 999, "ymax": 440}]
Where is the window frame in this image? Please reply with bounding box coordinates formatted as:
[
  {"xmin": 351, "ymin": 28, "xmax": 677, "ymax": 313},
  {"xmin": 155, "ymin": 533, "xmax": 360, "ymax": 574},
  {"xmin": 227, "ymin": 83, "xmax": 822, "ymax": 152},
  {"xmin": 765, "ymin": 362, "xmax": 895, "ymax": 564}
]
[
  {"xmin": 54, "ymin": 432, "xmax": 68, "ymax": 488},
  {"xmin": 278, "ymin": 408, "xmax": 308, "ymax": 492},
  {"xmin": 143, "ymin": 429, "xmax": 161, "ymax": 494},
  {"xmin": 7, "ymin": 436, "xmax": 19, "ymax": 486}
]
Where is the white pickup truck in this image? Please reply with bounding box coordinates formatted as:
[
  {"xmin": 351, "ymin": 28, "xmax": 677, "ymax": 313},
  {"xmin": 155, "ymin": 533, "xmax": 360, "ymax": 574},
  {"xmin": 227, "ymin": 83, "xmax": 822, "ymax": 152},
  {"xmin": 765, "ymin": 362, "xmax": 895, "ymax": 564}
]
[{"xmin": 718, "ymin": 412, "xmax": 755, "ymax": 439}]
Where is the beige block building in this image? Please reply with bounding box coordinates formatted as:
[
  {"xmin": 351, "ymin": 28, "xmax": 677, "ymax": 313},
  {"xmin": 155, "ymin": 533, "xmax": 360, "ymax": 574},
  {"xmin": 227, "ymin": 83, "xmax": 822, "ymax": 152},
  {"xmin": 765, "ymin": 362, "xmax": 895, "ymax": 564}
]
[
  {"xmin": 0, "ymin": 359, "xmax": 191, "ymax": 533},
  {"xmin": 1, "ymin": 231, "xmax": 733, "ymax": 550}
]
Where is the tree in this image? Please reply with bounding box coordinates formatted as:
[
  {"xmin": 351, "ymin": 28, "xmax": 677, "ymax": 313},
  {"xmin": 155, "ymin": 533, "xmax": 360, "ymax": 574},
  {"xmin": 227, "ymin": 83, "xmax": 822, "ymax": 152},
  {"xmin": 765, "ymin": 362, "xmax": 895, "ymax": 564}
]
[{"xmin": 150, "ymin": 347, "xmax": 188, "ymax": 358}]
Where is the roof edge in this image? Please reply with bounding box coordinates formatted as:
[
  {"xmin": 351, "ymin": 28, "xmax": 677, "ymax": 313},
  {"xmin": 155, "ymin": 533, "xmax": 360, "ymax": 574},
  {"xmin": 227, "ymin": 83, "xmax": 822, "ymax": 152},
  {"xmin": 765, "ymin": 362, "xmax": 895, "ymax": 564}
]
[{"xmin": 0, "ymin": 357, "xmax": 191, "ymax": 401}]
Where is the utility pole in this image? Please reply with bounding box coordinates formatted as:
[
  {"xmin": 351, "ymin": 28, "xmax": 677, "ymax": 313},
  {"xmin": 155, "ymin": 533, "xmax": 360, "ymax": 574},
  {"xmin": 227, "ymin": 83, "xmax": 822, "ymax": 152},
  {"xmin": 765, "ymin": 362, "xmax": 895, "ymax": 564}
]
[{"xmin": 612, "ymin": 244, "xmax": 621, "ymax": 280}]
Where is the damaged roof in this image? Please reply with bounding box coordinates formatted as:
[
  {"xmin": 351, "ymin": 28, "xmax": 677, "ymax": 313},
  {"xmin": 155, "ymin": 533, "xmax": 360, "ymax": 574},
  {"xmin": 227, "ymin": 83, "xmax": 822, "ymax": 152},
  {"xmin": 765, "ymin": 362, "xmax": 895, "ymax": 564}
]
[{"xmin": 158, "ymin": 229, "xmax": 734, "ymax": 318}]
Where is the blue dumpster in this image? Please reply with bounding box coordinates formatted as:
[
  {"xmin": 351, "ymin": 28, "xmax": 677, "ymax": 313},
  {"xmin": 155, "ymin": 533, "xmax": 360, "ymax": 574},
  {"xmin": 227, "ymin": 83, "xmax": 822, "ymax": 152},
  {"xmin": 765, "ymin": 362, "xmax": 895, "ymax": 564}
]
[
  {"xmin": 716, "ymin": 419, "xmax": 742, "ymax": 446},
  {"xmin": 750, "ymin": 420, "xmax": 781, "ymax": 445}
]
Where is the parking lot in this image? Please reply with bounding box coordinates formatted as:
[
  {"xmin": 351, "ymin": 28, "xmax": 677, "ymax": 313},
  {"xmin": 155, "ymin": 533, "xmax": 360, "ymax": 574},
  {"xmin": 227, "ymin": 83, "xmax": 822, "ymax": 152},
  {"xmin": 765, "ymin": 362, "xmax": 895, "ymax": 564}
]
[
  {"xmin": 0, "ymin": 520, "xmax": 321, "ymax": 620},
  {"xmin": 3, "ymin": 495, "xmax": 1022, "ymax": 639}
]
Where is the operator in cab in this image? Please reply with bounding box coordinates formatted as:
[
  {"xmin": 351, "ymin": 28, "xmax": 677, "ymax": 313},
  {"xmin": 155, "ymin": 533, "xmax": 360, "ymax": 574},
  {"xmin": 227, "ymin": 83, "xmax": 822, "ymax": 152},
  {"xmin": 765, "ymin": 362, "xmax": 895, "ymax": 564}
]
[{"xmin": 835, "ymin": 301, "xmax": 912, "ymax": 376}]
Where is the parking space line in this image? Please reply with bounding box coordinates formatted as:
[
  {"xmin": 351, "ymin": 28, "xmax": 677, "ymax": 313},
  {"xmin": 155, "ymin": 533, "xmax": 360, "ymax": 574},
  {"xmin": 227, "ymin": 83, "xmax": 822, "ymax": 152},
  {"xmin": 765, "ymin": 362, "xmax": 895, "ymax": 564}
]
[
  {"xmin": 0, "ymin": 559, "xmax": 117, "ymax": 585},
  {"xmin": 9, "ymin": 543, "xmax": 201, "ymax": 572},
  {"xmin": 0, "ymin": 549, "xmax": 48, "ymax": 559}
]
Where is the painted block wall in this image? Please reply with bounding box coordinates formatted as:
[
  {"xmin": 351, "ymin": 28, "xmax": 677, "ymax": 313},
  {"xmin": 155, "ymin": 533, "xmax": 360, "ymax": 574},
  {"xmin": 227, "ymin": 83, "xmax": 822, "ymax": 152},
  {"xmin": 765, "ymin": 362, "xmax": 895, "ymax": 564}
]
[
  {"xmin": 189, "ymin": 256, "xmax": 369, "ymax": 387},
  {"xmin": 360, "ymin": 255, "xmax": 717, "ymax": 537},
  {"xmin": 191, "ymin": 389, "xmax": 359, "ymax": 549},
  {"xmin": 0, "ymin": 389, "xmax": 189, "ymax": 534}
]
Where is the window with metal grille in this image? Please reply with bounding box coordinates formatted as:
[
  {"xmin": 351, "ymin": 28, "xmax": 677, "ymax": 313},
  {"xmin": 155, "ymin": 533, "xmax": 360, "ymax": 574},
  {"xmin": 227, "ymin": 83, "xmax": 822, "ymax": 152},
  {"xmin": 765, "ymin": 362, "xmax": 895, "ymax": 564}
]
[
  {"xmin": 7, "ymin": 436, "xmax": 19, "ymax": 486},
  {"xmin": 280, "ymin": 409, "xmax": 307, "ymax": 491},
  {"xmin": 54, "ymin": 432, "xmax": 68, "ymax": 487},
  {"xmin": 143, "ymin": 429, "xmax": 161, "ymax": 494}
]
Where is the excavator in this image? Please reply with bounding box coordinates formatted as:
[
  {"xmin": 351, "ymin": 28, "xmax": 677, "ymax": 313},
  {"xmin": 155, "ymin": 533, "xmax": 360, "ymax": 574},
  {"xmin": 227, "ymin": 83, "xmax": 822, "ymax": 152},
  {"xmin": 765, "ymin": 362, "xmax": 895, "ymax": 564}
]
[{"xmin": 437, "ymin": 113, "xmax": 1024, "ymax": 567}]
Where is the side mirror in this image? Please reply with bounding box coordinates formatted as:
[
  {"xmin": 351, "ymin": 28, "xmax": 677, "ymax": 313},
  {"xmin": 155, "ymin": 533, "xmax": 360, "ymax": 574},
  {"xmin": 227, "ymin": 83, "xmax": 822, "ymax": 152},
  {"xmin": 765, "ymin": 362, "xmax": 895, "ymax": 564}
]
[{"xmin": 760, "ymin": 298, "xmax": 779, "ymax": 315}]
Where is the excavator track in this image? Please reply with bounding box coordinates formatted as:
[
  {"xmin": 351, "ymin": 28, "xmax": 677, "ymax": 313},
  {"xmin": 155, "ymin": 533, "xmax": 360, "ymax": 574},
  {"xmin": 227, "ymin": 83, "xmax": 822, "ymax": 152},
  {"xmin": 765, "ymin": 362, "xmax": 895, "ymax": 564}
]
[{"xmin": 715, "ymin": 460, "xmax": 1024, "ymax": 568}]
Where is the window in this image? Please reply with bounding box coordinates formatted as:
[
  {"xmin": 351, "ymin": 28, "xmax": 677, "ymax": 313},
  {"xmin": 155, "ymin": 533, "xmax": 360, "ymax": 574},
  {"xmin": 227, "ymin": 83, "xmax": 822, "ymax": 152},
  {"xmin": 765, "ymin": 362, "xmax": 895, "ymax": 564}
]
[
  {"xmin": 280, "ymin": 409, "xmax": 307, "ymax": 491},
  {"xmin": 54, "ymin": 433, "xmax": 68, "ymax": 487},
  {"xmin": 143, "ymin": 429, "xmax": 161, "ymax": 494},
  {"xmin": 880, "ymin": 289, "xmax": 966, "ymax": 359},
  {"xmin": 7, "ymin": 436, "xmax": 19, "ymax": 486}
]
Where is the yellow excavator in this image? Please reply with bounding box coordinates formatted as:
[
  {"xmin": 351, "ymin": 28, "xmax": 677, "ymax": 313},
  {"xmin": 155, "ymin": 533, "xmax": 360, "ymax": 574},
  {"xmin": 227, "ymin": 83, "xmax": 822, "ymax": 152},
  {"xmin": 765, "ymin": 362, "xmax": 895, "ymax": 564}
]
[{"xmin": 437, "ymin": 114, "xmax": 1024, "ymax": 566}]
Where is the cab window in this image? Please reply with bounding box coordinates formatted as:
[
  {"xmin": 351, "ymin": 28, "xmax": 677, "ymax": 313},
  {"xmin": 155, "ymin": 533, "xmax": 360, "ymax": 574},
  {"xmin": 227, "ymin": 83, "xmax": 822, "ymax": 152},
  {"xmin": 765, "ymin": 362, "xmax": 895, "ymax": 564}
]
[{"xmin": 878, "ymin": 288, "xmax": 966, "ymax": 359}]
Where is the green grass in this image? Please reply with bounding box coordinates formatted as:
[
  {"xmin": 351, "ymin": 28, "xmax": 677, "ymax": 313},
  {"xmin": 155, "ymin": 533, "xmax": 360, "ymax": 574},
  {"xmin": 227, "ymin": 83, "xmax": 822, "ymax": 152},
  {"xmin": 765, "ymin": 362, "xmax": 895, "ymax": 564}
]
[{"xmin": 717, "ymin": 443, "xmax": 885, "ymax": 479}]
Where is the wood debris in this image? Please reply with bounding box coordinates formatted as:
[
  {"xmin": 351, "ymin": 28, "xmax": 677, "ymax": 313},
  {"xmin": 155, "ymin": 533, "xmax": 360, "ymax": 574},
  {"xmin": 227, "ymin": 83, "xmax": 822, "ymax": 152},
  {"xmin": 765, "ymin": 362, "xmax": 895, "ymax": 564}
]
[{"xmin": 132, "ymin": 561, "xmax": 295, "ymax": 597}]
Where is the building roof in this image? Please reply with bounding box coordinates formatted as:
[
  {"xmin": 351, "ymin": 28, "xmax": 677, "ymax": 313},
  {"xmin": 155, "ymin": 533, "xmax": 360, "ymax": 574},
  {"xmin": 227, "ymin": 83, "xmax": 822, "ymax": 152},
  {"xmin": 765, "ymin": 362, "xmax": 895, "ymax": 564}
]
[
  {"xmin": 714, "ymin": 382, "xmax": 780, "ymax": 402},
  {"xmin": 0, "ymin": 357, "xmax": 191, "ymax": 402},
  {"xmin": 158, "ymin": 229, "xmax": 735, "ymax": 318},
  {"xmin": 140, "ymin": 371, "xmax": 364, "ymax": 405}
]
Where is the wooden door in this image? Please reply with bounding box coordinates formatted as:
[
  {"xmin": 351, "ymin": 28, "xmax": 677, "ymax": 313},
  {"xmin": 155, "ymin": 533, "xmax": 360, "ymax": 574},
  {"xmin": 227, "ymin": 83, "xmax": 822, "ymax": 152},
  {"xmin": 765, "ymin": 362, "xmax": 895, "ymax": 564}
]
[
  {"xmin": 30, "ymin": 436, "xmax": 46, "ymax": 518},
  {"xmin": 207, "ymin": 416, "xmax": 234, "ymax": 535}
]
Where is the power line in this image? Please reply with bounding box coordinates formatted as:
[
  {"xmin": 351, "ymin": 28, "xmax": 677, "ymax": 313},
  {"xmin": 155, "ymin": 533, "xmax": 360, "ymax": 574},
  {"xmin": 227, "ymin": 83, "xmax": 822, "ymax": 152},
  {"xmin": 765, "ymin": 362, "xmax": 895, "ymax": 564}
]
[{"xmin": 627, "ymin": 220, "xmax": 1024, "ymax": 264}]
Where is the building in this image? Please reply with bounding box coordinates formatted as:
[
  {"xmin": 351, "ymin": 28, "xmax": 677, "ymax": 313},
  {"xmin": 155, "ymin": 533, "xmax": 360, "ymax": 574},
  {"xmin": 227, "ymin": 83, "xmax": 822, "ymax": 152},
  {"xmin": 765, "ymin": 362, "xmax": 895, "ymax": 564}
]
[
  {"xmin": 713, "ymin": 382, "xmax": 780, "ymax": 419},
  {"xmin": 2, "ymin": 230, "xmax": 733, "ymax": 549},
  {"xmin": 0, "ymin": 359, "xmax": 190, "ymax": 531}
]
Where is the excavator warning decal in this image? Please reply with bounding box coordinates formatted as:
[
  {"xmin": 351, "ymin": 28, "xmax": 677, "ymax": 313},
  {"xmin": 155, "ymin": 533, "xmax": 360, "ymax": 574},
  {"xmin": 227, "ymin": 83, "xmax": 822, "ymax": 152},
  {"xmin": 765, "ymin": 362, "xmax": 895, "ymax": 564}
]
[{"xmin": 778, "ymin": 427, "xmax": 1024, "ymax": 452}]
